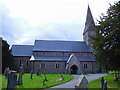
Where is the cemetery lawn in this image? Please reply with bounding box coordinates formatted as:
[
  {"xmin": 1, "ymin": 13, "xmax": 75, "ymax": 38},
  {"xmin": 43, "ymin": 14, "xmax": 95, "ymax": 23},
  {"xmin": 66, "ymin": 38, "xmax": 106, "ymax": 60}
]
[
  {"xmin": 88, "ymin": 73, "xmax": 120, "ymax": 89},
  {"xmin": 0, "ymin": 74, "xmax": 2, "ymax": 89},
  {"xmin": 1, "ymin": 74, "xmax": 73, "ymax": 89}
]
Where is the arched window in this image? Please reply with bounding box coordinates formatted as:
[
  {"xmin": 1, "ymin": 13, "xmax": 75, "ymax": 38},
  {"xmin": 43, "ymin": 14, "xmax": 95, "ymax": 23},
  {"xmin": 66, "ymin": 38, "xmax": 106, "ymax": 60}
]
[
  {"xmin": 84, "ymin": 63, "xmax": 87, "ymax": 69},
  {"xmin": 55, "ymin": 62, "xmax": 59, "ymax": 69},
  {"xmin": 27, "ymin": 61, "xmax": 29, "ymax": 67},
  {"xmin": 56, "ymin": 53, "xmax": 58, "ymax": 55},
  {"xmin": 44, "ymin": 52, "xmax": 46, "ymax": 55},
  {"xmin": 86, "ymin": 64, "xmax": 87, "ymax": 68},
  {"xmin": 19, "ymin": 60, "xmax": 21, "ymax": 66}
]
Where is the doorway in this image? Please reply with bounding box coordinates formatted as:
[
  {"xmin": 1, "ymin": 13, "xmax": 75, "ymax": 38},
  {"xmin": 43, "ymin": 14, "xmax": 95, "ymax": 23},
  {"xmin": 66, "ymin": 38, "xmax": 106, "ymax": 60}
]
[{"xmin": 70, "ymin": 65, "xmax": 78, "ymax": 74}]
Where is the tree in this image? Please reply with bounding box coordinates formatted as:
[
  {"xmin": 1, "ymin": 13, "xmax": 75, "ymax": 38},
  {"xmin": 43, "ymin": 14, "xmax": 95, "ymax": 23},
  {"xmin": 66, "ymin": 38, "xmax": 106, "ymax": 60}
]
[
  {"xmin": 92, "ymin": 1, "xmax": 120, "ymax": 73},
  {"xmin": 2, "ymin": 39, "xmax": 14, "ymax": 73}
]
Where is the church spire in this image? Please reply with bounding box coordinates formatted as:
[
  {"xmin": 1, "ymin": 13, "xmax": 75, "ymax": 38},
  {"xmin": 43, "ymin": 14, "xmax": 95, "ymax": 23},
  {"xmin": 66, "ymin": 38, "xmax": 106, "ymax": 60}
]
[
  {"xmin": 85, "ymin": 5, "xmax": 95, "ymax": 26},
  {"xmin": 83, "ymin": 5, "xmax": 96, "ymax": 48}
]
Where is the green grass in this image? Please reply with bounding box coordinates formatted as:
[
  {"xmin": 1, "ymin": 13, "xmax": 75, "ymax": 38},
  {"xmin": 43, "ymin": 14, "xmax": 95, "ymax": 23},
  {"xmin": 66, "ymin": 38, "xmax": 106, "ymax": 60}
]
[
  {"xmin": 0, "ymin": 74, "xmax": 2, "ymax": 89},
  {"xmin": 1, "ymin": 73, "xmax": 73, "ymax": 89},
  {"xmin": 88, "ymin": 74, "xmax": 120, "ymax": 89}
]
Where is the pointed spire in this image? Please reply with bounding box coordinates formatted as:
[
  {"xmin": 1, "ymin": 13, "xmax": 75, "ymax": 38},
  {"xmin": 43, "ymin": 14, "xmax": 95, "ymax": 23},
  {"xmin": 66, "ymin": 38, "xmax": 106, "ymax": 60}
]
[
  {"xmin": 83, "ymin": 5, "xmax": 95, "ymax": 35},
  {"xmin": 83, "ymin": 5, "xmax": 96, "ymax": 48},
  {"xmin": 85, "ymin": 5, "xmax": 95, "ymax": 25}
]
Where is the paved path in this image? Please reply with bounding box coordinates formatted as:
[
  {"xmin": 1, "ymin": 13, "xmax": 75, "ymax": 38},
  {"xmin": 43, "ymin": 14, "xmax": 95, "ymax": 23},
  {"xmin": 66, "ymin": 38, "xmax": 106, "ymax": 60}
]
[
  {"xmin": 85, "ymin": 73, "xmax": 107, "ymax": 82},
  {"xmin": 46, "ymin": 73, "xmax": 107, "ymax": 89}
]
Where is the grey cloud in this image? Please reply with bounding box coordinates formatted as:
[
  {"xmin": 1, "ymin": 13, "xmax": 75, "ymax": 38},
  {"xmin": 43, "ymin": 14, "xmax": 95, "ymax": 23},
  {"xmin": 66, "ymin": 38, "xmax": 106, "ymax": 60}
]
[
  {"xmin": 21, "ymin": 21, "xmax": 85, "ymax": 45},
  {"xmin": 1, "ymin": 5, "xmax": 23, "ymax": 45},
  {"xmin": 1, "ymin": 5, "xmax": 84, "ymax": 46},
  {"xmin": 36, "ymin": 21, "xmax": 84, "ymax": 41},
  {"xmin": 15, "ymin": 20, "xmax": 85, "ymax": 45}
]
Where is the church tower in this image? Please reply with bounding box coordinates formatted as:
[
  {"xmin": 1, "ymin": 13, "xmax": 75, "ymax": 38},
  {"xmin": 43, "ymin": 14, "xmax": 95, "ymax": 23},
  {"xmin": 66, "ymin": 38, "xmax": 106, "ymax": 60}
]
[{"xmin": 83, "ymin": 5, "xmax": 96, "ymax": 48}]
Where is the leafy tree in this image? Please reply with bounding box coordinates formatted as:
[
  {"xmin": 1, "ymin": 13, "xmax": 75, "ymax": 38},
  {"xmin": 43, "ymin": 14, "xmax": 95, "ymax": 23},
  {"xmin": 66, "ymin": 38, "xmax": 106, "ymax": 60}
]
[
  {"xmin": 92, "ymin": 1, "xmax": 120, "ymax": 73},
  {"xmin": 2, "ymin": 39, "xmax": 14, "ymax": 73}
]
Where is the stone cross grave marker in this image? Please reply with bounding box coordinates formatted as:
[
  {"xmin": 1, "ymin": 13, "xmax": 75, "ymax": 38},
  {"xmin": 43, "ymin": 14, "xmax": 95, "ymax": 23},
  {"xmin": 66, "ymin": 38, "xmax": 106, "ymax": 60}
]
[
  {"xmin": 17, "ymin": 66, "xmax": 24, "ymax": 85},
  {"xmin": 103, "ymin": 80, "xmax": 107, "ymax": 90},
  {"xmin": 6, "ymin": 70, "xmax": 17, "ymax": 89},
  {"xmin": 30, "ymin": 71, "xmax": 33, "ymax": 79},
  {"xmin": 104, "ymin": 80, "xmax": 107, "ymax": 90},
  {"xmin": 44, "ymin": 73, "xmax": 48, "ymax": 81},
  {"xmin": 101, "ymin": 77, "xmax": 107, "ymax": 90},
  {"xmin": 61, "ymin": 73, "xmax": 64, "ymax": 80},
  {"xmin": 42, "ymin": 74, "xmax": 48, "ymax": 85},
  {"xmin": 101, "ymin": 77, "xmax": 104, "ymax": 90},
  {"xmin": 37, "ymin": 68, "xmax": 41, "ymax": 76},
  {"xmin": 42, "ymin": 79, "xmax": 46, "ymax": 85},
  {"xmin": 4, "ymin": 67, "xmax": 10, "ymax": 79}
]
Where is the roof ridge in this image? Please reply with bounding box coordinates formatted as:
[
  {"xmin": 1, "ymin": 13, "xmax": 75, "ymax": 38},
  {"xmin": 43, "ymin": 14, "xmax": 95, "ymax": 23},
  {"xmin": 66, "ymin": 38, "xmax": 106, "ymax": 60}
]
[
  {"xmin": 12, "ymin": 45, "xmax": 33, "ymax": 46},
  {"xmin": 35, "ymin": 40, "xmax": 84, "ymax": 43}
]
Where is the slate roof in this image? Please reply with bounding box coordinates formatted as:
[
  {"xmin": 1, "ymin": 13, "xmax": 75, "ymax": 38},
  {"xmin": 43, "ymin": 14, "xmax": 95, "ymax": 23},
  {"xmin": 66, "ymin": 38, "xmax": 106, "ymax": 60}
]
[
  {"xmin": 30, "ymin": 55, "xmax": 95, "ymax": 62},
  {"xmin": 77, "ymin": 55, "xmax": 96, "ymax": 61},
  {"xmin": 33, "ymin": 40, "xmax": 92, "ymax": 52},
  {"xmin": 11, "ymin": 45, "xmax": 33, "ymax": 56},
  {"xmin": 30, "ymin": 56, "xmax": 63, "ymax": 61}
]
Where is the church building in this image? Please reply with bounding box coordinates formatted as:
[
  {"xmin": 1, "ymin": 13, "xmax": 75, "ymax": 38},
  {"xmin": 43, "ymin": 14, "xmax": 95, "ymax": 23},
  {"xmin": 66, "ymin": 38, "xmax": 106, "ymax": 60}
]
[{"xmin": 11, "ymin": 6, "xmax": 100, "ymax": 74}]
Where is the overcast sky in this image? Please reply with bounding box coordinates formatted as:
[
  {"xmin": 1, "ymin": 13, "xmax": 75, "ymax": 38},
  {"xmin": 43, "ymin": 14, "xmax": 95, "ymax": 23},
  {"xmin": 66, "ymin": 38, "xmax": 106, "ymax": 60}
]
[{"xmin": 0, "ymin": 0, "xmax": 119, "ymax": 46}]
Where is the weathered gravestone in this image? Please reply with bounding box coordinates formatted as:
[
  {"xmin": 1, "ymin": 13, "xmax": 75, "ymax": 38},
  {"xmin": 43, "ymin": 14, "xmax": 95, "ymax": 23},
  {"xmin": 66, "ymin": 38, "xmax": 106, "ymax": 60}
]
[
  {"xmin": 43, "ymin": 74, "xmax": 48, "ymax": 81},
  {"xmin": 101, "ymin": 77, "xmax": 107, "ymax": 90},
  {"xmin": 103, "ymin": 80, "xmax": 107, "ymax": 90},
  {"xmin": 6, "ymin": 70, "xmax": 17, "ymax": 90},
  {"xmin": 56, "ymin": 78, "xmax": 63, "ymax": 82},
  {"xmin": 56, "ymin": 74, "xmax": 64, "ymax": 82},
  {"xmin": 61, "ymin": 73, "xmax": 64, "ymax": 80},
  {"xmin": 42, "ymin": 78, "xmax": 46, "ymax": 85},
  {"xmin": 30, "ymin": 71, "xmax": 33, "ymax": 79},
  {"xmin": 75, "ymin": 75, "xmax": 88, "ymax": 89},
  {"xmin": 42, "ymin": 74, "xmax": 48, "ymax": 85},
  {"xmin": 17, "ymin": 66, "xmax": 24, "ymax": 85},
  {"xmin": 4, "ymin": 67, "xmax": 10, "ymax": 79},
  {"xmin": 37, "ymin": 68, "xmax": 41, "ymax": 76},
  {"xmin": 101, "ymin": 77, "xmax": 104, "ymax": 90}
]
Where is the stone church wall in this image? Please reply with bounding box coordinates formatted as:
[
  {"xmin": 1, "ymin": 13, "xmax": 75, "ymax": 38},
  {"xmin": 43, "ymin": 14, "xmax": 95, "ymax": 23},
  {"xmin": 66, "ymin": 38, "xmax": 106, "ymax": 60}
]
[
  {"xmin": 80, "ymin": 61, "xmax": 99, "ymax": 74},
  {"xmin": 13, "ymin": 56, "xmax": 31, "ymax": 72},
  {"xmin": 33, "ymin": 61, "xmax": 66, "ymax": 74},
  {"xmin": 12, "ymin": 52, "xmax": 99, "ymax": 74}
]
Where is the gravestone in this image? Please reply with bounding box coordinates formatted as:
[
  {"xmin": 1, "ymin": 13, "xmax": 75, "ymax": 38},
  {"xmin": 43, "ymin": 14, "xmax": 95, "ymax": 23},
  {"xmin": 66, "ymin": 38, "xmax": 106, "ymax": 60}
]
[
  {"xmin": 103, "ymin": 80, "xmax": 107, "ymax": 90},
  {"xmin": 21, "ymin": 64, "xmax": 24, "ymax": 74},
  {"xmin": 6, "ymin": 70, "xmax": 17, "ymax": 89},
  {"xmin": 75, "ymin": 75, "xmax": 88, "ymax": 88},
  {"xmin": 42, "ymin": 74, "xmax": 48, "ymax": 85},
  {"xmin": 17, "ymin": 66, "xmax": 24, "ymax": 85},
  {"xmin": 43, "ymin": 74, "xmax": 48, "ymax": 81},
  {"xmin": 4, "ymin": 67, "xmax": 10, "ymax": 79},
  {"xmin": 101, "ymin": 77, "xmax": 107, "ymax": 90},
  {"xmin": 104, "ymin": 80, "xmax": 107, "ymax": 90},
  {"xmin": 61, "ymin": 73, "xmax": 64, "ymax": 80},
  {"xmin": 30, "ymin": 71, "xmax": 33, "ymax": 79},
  {"xmin": 37, "ymin": 68, "xmax": 41, "ymax": 76},
  {"xmin": 42, "ymin": 78, "xmax": 46, "ymax": 85},
  {"xmin": 56, "ymin": 78, "xmax": 64, "ymax": 82},
  {"xmin": 101, "ymin": 77, "xmax": 104, "ymax": 90}
]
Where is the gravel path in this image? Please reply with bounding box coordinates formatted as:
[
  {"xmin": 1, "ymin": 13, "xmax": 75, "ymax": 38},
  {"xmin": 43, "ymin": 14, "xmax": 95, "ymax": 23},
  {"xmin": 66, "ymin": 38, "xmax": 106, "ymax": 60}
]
[{"xmin": 45, "ymin": 73, "xmax": 107, "ymax": 89}]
